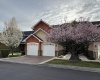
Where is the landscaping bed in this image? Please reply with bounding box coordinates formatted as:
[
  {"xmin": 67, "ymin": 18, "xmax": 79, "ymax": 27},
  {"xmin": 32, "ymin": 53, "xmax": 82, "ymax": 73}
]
[{"xmin": 46, "ymin": 59, "xmax": 100, "ymax": 68}]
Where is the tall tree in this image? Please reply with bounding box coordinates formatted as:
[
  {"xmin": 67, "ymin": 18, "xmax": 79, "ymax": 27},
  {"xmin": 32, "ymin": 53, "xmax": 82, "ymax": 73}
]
[
  {"xmin": 1, "ymin": 17, "xmax": 23, "ymax": 55},
  {"xmin": 47, "ymin": 21, "xmax": 100, "ymax": 61}
]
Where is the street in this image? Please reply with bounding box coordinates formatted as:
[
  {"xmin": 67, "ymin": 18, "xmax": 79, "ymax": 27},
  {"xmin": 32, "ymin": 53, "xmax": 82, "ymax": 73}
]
[{"xmin": 0, "ymin": 62, "xmax": 100, "ymax": 80}]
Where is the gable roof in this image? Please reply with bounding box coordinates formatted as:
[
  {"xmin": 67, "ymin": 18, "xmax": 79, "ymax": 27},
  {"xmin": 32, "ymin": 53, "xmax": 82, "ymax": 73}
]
[
  {"xmin": 23, "ymin": 31, "xmax": 34, "ymax": 36},
  {"xmin": 34, "ymin": 34, "xmax": 43, "ymax": 41},
  {"xmin": 33, "ymin": 28, "xmax": 48, "ymax": 34},
  {"xmin": 31, "ymin": 19, "xmax": 51, "ymax": 29},
  {"xmin": 22, "ymin": 34, "xmax": 43, "ymax": 42}
]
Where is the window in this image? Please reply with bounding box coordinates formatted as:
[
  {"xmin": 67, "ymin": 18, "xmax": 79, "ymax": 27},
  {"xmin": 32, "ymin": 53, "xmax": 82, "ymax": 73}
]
[
  {"xmin": 94, "ymin": 45, "xmax": 97, "ymax": 50},
  {"xmin": 95, "ymin": 45, "xmax": 97, "ymax": 48}
]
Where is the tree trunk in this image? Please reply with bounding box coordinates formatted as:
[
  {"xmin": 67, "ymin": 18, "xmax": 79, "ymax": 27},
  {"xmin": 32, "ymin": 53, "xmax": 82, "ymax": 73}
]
[
  {"xmin": 84, "ymin": 44, "xmax": 89, "ymax": 56},
  {"xmin": 69, "ymin": 52, "xmax": 81, "ymax": 61},
  {"xmin": 11, "ymin": 47, "xmax": 13, "ymax": 55}
]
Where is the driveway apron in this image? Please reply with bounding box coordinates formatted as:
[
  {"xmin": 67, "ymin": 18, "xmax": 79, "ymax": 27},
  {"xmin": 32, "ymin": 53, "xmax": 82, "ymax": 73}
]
[{"xmin": 0, "ymin": 56, "xmax": 53, "ymax": 64}]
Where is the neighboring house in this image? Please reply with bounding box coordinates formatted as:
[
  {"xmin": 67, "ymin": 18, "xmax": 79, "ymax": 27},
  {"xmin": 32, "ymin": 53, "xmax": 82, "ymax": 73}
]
[{"xmin": 88, "ymin": 21, "xmax": 100, "ymax": 59}]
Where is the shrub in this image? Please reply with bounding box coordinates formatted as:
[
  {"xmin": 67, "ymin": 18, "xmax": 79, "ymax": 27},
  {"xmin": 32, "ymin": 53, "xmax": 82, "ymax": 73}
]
[{"xmin": 1, "ymin": 49, "xmax": 10, "ymax": 58}]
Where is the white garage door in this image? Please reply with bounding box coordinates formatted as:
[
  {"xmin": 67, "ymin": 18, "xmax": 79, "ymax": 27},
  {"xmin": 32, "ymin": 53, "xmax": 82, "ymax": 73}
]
[
  {"xmin": 43, "ymin": 44, "xmax": 55, "ymax": 56},
  {"xmin": 27, "ymin": 42, "xmax": 38, "ymax": 56},
  {"xmin": 98, "ymin": 45, "xmax": 100, "ymax": 59}
]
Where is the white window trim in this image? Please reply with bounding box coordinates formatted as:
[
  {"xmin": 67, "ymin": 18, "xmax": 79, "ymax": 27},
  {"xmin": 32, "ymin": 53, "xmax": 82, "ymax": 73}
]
[
  {"xmin": 22, "ymin": 34, "xmax": 42, "ymax": 42},
  {"xmin": 33, "ymin": 28, "xmax": 48, "ymax": 34}
]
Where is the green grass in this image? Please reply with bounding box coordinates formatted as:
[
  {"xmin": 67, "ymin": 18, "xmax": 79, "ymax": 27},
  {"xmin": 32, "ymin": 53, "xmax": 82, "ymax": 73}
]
[
  {"xmin": 9, "ymin": 53, "xmax": 21, "ymax": 57},
  {"xmin": 46, "ymin": 59, "xmax": 100, "ymax": 68}
]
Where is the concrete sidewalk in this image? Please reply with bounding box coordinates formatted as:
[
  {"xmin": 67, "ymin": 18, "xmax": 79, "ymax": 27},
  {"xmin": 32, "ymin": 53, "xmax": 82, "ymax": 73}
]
[{"xmin": 56, "ymin": 53, "xmax": 99, "ymax": 62}]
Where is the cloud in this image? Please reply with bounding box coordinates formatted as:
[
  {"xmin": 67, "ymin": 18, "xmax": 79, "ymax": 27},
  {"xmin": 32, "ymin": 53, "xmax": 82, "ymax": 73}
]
[
  {"xmin": 0, "ymin": 0, "xmax": 100, "ymax": 31},
  {"xmin": 38, "ymin": 0, "xmax": 100, "ymax": 25},
  {"xmin": 0, "ymin": 21, "xmax": 4, "ymax": 32}
]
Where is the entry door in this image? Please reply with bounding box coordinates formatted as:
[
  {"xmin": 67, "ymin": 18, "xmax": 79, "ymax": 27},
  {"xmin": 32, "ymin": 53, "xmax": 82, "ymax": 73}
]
[
  {"xmin": 98, "ymin": 45, "xmax": 100, "ymax": 59},
  {"xmin": 27, "ymin": 42, "xmax": 38, "ymax": 56},
  {"xmin": 43, "ymin": 44, "xmax": 55, "ymax": 56}
]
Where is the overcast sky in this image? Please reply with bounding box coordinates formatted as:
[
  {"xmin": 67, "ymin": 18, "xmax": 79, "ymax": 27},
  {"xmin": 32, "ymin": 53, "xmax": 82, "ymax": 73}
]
[{"xmin": 0, "ymin": 0, "xmax": 100, "ymax": 31}]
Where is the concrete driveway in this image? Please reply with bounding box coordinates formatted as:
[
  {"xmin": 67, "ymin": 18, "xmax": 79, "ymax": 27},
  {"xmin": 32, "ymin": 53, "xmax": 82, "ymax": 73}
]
[{"xmin": 0, "ymin": 56, "xmax": 54, "ymax": 64}]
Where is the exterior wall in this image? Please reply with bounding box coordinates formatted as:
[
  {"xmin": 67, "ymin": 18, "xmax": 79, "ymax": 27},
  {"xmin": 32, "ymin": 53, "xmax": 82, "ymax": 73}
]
[
  {"xmin": 0, "ymin": 43, "xmax": 9, "ymax": 49},
  {"xmin": 93, "ymin": 42, "xmax": 100, "ymax": 59},
  {"xmin": 25, "ymin": 36, "xmax": 41, "ymax": 56},
  {"xmin": 88, "ymin": 43, "xmax": 93, "ymax": 51},
  {"xmin": 93, "ymin": 42, "xmax": 100, "ymax": 52},
  {"xmin": 33, "ymin": 21, "xmax": 51, "ymax": 32},
  {"xmin": 87, "ymin": 43, "xmax": 95, "ymax": 59},
  {"xmin": 58, "ymin": 44, "xmax": 63, "ymax": 51},
  {"xmin": 55, "ymin": 44, "xmax": 64, "ymax": 56},
  {"xmin": 88, "ymin": 42, "xmax": 100, "ymax": 59},
  {"xmin": 55, "ymin": 44, "xmax": 58, "ymax": 51},
  {"xmin": 35, "ymin": 30, "xmax": 47, "ymax": 43}
]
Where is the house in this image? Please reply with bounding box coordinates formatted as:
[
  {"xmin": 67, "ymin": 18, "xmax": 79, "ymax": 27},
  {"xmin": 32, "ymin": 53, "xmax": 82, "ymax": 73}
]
[
  {"xmin": 88, "ymin": 21, "xmax": 100, "ymax": 59},
  {"xmin": 20, "ymin": 20, "xmax": 63, "ymax": 57}
]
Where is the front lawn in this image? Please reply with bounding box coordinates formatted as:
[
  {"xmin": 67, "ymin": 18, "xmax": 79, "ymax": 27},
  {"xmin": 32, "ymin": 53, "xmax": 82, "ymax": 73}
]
[
  {"xmin": 46, "ymin": 59, "xmax": 100, "ymax": 68},
  {"xmin": 9, "ymin": 53, "xmax": 21, "ymax": 57}
]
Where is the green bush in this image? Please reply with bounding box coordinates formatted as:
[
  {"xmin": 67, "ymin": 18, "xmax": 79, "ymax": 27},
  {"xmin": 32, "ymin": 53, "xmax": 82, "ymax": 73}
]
[{"xmin": 1, "ymin": 49, "xmax": 10, "ymax": 58}]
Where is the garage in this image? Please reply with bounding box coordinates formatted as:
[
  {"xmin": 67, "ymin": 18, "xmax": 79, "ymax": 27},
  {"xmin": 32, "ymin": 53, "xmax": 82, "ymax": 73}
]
[
  {"xmin": 43, "ymin": 44, "xmax": 55, "ymax": 56},
  {"xmin": 27, "ymin": 42, "xmax": 39, "ymax": 56},
  {"xmin": 98, "ymin": 45, "xmax": 100, "ymax": 59}
]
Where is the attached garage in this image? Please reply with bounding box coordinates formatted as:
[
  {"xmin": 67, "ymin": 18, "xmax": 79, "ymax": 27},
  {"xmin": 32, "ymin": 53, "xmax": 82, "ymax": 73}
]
[
  {"xmin": 98, "ymin": 45, "xmax": 100, "ymax": 59},
  {"xmin": 27, "ymin": 42, "xmax": 39, "ymax": 56},
  {"xmin": 42, "ymin": 43, "xmax": 55, "ymax": 56}
]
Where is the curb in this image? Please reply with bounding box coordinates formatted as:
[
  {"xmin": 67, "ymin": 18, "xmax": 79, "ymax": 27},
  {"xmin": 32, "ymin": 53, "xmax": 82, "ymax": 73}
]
[
  {"xmin": 43, "ymin": 64, "xmax": 100, "ymax": 73},
  {"xmin": 0, "ymin": 60, "xmax": 38, "ymax": 65}
]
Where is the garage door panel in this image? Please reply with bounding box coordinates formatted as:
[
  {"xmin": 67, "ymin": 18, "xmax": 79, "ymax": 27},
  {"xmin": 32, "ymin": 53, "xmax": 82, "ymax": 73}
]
[
  {"xmin": 98, "ymin": 45, "xmax": 100, "ymax": 59},
  {"xmin": 27, "ymin": 43, "xmax": 38, "ymax": 56},
  {"xmin": 43, "ymin": 44, "xmax": 55, "ymax": 56}
]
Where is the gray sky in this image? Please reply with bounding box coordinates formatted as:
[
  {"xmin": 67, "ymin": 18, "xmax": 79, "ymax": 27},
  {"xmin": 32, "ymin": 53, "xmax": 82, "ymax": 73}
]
[{"xmin": 0, "ymin": 0, "xmax": 100, "ymax": 31}]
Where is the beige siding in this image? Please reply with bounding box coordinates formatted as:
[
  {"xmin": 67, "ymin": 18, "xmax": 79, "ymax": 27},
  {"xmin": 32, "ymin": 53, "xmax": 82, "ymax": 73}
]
[
  {"xmin": 58, "ymin": 44, "xmax": 63, "ymax": 51},
  {"xmin": 88, "ymin": 42, "xmax": 100, "ymax": 59},
  {"xmin": 35, "ymin": 30, "xmax": 58, "ymax": 51},
  {"xmin": 93, "ymin": 42, "xmax": 100, "ymax": 53},
  {"xmin": 88, "ymin": 43, "xmax": 93, "ymax": 51},
  {"xmin": 93, "ymin": 42, "xmax": 100, "ymax": 59},
  {"xmin": 35, "ymin": 30, "xmax": 47, "ymax": 43}
]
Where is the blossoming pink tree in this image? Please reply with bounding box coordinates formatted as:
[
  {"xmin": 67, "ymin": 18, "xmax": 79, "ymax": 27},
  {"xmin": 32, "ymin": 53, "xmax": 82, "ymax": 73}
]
[{"xmin": 47, "ymin": 21, "xmax": 100, "ymax": 61}]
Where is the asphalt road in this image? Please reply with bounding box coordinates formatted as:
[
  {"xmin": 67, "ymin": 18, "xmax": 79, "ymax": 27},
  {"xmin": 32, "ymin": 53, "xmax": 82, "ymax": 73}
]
[{"xmin": 0, "ymin": 62, "xmax": 100, "ymax": 80}]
